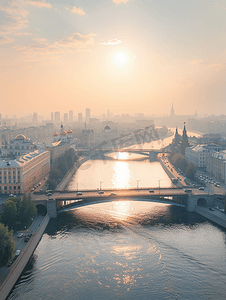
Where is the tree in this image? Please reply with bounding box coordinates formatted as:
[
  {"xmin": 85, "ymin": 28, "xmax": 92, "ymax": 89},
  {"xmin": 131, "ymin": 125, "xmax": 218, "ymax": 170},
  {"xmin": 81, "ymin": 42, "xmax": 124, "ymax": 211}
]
[
  {"xmin": 19, "ymin": 194, "xmax": 37, "ymax": 226},
  {"xmin": 0, "ymin": 223, "xmax": 15, "ymax": 266},
  {"xmin": 1, "ymin": 200, "xmax": 17, "ymax": 228},
  {"xmin": 185, "ymin": 162, "xmax": 197, "ymax": 180},
  {"xmin": 171, "ymin": 153, "xmax": 188, "ymax": 173}
]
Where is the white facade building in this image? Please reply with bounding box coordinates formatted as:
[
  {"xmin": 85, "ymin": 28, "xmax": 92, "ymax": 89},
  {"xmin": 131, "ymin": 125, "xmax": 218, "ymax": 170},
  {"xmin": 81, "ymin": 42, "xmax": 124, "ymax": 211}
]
[{"xmin": 185, "ymin": 145, "xmax": 210, "ymax": 168}]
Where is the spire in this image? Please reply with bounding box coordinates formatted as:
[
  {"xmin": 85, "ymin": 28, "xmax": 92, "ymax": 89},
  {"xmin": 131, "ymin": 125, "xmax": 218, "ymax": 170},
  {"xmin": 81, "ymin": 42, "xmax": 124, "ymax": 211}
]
[
  {"xmin": 170, "ymin": 102, "xmax": 175, "ymax": 117},
  {"xmin": 182, "ymin": 122, "xmax": 187, "ymax": 140}
]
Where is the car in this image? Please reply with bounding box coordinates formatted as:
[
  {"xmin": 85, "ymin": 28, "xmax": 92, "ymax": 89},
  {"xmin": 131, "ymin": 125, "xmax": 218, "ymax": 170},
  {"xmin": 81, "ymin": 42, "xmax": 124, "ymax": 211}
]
[
  {"xmin": 49, "ymin": 197, "xmax": 53, "ymax": 200},
  {"xmin": 109, "ymin": 193, "xmax": 117, "ymax": 196},
  {"xmin": 77, "ymin": 192, "xmax": 83, "ymax": 196},
  {"xmin": 14, "ymin": 250, "xmax": 21, "ymax": 256},
  {"xmin": 184, "ymin": 189, "xmax": 192, "ymax": 193},
  {"xmin": 98, "ymin": 191, "xmax": 104, "ymax": 194},
  {"xmin": 219, "ymin": 208, "xmax": 225, "ymax": 212},
  {"xmin": 7, "ymin": 260, "xmax": 13, "ymax": 267},
  {"xmin": 39, "ymin": 182, "xmax": 41, "ymax": 186},
  {"xmin": 199, "ymin": 187, "xmax": 205, "ymax": 190},
  {"xmin": 17, "ymin": 232, "xmax": 23, "ymax": 238},
  {"xmin": 149, "ymin": 190, "xmax": 154, "ymax": 193},
  {"xmin": 217, "ymin": 184, "xmax": 220, "ymax": 188},
  {"xmin": 209, "ymin": 207, "xmax": 214, "ymax": 211},
  {"xmin": 24, "ymin": 236, "xmax": 30, "ymax": 242},
  {"xmin": 46, "ymin": 192, "xmax": 52, "ymax": 196}
]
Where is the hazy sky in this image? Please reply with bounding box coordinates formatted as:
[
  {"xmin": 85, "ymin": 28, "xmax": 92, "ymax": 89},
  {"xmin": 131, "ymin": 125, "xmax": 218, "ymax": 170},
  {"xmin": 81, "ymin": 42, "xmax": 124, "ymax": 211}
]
[{"xmin": 0, "ymin": 0, "xmax": 226, "ymax": 118}]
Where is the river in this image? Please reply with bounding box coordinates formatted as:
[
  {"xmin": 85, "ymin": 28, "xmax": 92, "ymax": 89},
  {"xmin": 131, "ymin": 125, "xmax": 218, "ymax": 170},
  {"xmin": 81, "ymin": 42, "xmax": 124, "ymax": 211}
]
[{"xmin": 8, "ymin": 128, "xmax": 226, "ymax": 300}]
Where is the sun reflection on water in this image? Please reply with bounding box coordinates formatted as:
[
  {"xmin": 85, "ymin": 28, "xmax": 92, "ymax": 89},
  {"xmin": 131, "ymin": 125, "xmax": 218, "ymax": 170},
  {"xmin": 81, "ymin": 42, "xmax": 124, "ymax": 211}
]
[{"xmin": 112, "ymin": 160, "xmax": 131, "ymax": 189}]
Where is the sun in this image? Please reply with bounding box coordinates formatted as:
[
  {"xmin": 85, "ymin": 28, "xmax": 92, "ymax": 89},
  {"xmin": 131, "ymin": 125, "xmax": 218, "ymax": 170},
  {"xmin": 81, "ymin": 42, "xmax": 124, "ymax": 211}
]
[{"xmin": 114, "ymin": 52, "xmax": 128, "ymax": 65}]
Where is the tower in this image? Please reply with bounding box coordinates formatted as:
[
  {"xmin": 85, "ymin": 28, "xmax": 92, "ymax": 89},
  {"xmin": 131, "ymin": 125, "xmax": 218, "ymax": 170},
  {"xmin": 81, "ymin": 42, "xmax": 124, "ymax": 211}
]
[{"xmin": 170, "ymin": 103, "xmax": 175, "ymax": 117}]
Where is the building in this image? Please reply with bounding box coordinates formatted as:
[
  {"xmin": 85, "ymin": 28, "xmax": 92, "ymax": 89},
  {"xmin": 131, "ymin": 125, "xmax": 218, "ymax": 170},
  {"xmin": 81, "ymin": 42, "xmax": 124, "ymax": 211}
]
[
  {"xmin": 185, "ymin": 145, "xmax": 211, "ymax": 168},
  {"xmin": 54, "ymin": 111, "xmax": 60, "ymax": 124},
  {"xmin": 32, "ymin": 112, "xmax": 38, "ymax": 124},
  {"xmin": 206, "ymin": 150, "xmax": 226, "ymax": 182},
  {"xmin": 86, "ymin": 108, "xmax": 90, "ymax": 124},
  {"xmin": 69, "ymin": 110, "xmax": 73, "ymax": 123},
  {"xmin": 1, "ymin": 134, "xmax": 35, "ymax": 158},
  {"xmin": 64, "ymin": 113, "xmax": 68, "ymax": 123},
  {"xmin": 78, "ymin": 113, "xmax": 83, "ymax": 123},
  {"xmin": 0, "ymin": 150, "xmax": 50, "ymax": 194},
  {"xmin": 82, "ymin": 128, "xmax": 94, "ymax": 148},
  {"xmin": 178, "ymin": 123, "xmax": 190, "ymax": 155},
  {"xmin": 170, "ymin": 103, "xmax": 175, "ymax": 117}
]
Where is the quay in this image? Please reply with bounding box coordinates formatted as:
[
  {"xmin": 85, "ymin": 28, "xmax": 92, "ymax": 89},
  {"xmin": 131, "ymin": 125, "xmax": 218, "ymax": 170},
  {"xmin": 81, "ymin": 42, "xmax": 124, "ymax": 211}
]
[{"xmin": 0, "ymin": 214, "xmax": 50, "ymax": 300}]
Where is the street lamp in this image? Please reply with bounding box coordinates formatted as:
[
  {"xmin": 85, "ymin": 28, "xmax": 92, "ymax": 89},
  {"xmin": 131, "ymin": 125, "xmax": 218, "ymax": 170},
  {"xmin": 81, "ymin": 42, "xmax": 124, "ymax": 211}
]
[
  {"xmin": 158, "ymin": 179, "xmax": 162, "ymax": 195},
  {"xmin": 100, "ymin": 181, "xmax": 103, "ymax": 190},
  {"xmin": 136, "ymin": 180, "xmax": 140, "ymax": 190},
  {"xmin": 77, "ymin": 183, "xmax": 79, "ymax": 191}
]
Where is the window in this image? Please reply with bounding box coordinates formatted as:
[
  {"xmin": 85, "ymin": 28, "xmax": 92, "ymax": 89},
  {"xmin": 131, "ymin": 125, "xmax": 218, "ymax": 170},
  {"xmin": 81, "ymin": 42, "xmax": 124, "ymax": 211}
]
[
  {"xmin": 9, "ymin": 180, "xmax": 11, "ymax": 183},
  {"xmin": 18, "ymin": 171, "xmax": 20, "ymax": 174},
  {"xmin": 9, "ymin": 186, "xmax": 12, "ymax": 190},
  {"xmin": 18, "ymin": 186, "xmax": 20, "ymax": 190},
  {"xmin": 4, "ymin": 186, "xmax": 7, "ymax": 190},
  {"xmin": 14, "ymin": 186, "xmax": 16, "ymax": 190}
]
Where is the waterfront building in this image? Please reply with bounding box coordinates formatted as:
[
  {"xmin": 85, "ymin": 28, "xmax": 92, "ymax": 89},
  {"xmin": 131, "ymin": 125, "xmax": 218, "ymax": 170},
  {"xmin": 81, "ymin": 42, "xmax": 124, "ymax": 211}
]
[
  {"xmin": 207, "ymin": 150, "xmax": 226, "ymax": 182},
  {"xmin": 185, "ymin": 145, "xmax": 211, "ymax": 168},
  {"xmin": 1, "ymin": 134, "xmax": 35, "ymax": 158},
  {"xmin": 0, "ymin": 150, "xmax": 50, "ymax": 194}
]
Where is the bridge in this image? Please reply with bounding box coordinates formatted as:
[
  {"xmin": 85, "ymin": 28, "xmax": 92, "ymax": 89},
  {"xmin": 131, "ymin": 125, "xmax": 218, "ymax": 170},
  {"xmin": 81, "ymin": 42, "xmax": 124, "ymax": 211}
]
[
  {"xmin": 77, "ymin": 147, "xmax": 169, "ymax": 161},
  {"xmin": 31, "ymin": 187, "xmax": 217, "ymax": 218}
]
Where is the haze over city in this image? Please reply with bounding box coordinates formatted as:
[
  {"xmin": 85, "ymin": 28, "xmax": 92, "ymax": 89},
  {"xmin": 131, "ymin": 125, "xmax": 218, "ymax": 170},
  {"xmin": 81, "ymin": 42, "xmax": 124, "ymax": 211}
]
[{"xmin": 1, "ymin": 0, "xmax": 226, "ymax": 118}]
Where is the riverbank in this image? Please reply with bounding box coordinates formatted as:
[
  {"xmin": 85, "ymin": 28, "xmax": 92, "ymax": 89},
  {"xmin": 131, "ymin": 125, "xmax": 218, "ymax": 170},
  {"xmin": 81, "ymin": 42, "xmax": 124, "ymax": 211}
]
[
  {"xmin": 0, "ymin": 214, "xmax": 50, "ymax": 300},
  {"xmin": 56, "ymin": 157, "xmax": 90, "ymax": 191},
  {"xmin": 158, "ymin": 156, "xmax": 186, "ymax": 187},
  {"xmin": 195, "ymin": 206, "xmax": 226, "ymax": 229}
]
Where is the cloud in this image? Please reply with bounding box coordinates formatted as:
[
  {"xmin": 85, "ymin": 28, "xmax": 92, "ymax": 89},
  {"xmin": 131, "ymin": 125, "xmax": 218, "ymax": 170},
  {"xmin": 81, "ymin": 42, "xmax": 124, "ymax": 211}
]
[
  {"xmin": 0, "ymin": 35, "xmax": 14, "ymax": 44},
  {"xmin": 65, "ymin": 6, "xmax": 85, "ymax": 15},
  {"xmin": 112, "ymin": 0, "xmax": 130, "ymax": 4},
  {"xmin": 26, "ymin": 0, "xmax": 52, "ymax": 9},
  {"xmin": 189, "ymin": 59, "xmax": 205, "ymax": 65},
  {"xmin": 0, "ymin": 13, "xmax": 28, "ymax": 32},
  {"xmin": 0, "ymin": 0, "xmax": 28, "ymax": 17},
  {"xmin": 101, "ymin": 39, "xmax": 121, "ymax": 45},
  {"xmin": 55, "ymin": 32, "xmax": 96, "ymax": 48}
]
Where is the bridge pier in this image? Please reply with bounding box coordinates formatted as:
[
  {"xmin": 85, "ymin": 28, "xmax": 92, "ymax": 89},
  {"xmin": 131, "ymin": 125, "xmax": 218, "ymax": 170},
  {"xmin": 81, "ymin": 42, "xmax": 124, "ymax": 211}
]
[
  {"xmin": 149, "ymin": 151, "xmax": 157, "ymax": 161},
  {"xmin": 47, "ymin": 199, "xmax": 57, "ymax": 218}
]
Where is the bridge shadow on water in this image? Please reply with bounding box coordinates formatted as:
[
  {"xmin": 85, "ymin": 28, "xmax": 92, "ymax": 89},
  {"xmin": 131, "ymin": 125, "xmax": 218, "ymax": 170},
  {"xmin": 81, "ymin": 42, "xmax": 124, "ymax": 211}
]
[{"xmin": 45, "ymin": 201, "xmax": 208, "ymax": 237}]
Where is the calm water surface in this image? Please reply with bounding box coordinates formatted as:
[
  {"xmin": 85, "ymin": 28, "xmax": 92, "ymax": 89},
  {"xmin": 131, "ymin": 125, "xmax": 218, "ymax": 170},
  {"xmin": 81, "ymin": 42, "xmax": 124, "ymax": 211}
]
[{"xmin": 8, "ymin": 201, "xmax": 226, "ymax": 300}]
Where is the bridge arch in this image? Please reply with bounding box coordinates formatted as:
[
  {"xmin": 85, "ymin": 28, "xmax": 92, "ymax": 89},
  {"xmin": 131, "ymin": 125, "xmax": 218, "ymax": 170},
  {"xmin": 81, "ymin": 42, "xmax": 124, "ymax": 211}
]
[
  {"xmin": 36, "ymin": 204, "xmax": 47, "ymax": 215},
  {"xmin": 57, "ymin": 198, "xmax": 185, "ymax": 213},
  {"xmin": 197, "ymin": 198, "xmax": 207, "ymax": 208}
]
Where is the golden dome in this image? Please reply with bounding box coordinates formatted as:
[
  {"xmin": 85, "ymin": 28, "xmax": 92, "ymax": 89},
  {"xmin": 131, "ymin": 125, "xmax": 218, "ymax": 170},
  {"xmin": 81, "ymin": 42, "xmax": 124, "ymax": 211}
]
[
  {"xmin": 67, "ymin": 126, "xmax": 73, "ymax": 134},
  {"xmin": 15, "ymin": 134, "xmax": 26, "ymax": 140},
  {"xmin": 61, "ymin": 130, "xmax": 67, "ymax": 135},
  {"xmin": 53, "ymin": 131, "xmax": 59, "ymax": 136}
]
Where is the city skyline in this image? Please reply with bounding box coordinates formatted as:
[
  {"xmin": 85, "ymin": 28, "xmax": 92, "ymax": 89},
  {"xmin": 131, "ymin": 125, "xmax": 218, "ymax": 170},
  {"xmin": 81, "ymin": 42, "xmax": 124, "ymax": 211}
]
[{"xmin": 1, "ymin": 1, "xmax": 226, "ymax": 117}]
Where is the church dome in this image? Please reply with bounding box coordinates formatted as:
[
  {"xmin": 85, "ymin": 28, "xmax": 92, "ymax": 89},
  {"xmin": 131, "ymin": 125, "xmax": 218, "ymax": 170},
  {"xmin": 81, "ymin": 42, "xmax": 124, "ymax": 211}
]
[
  {"xmin": 53, "ymin": 131, "xmax": 59, "ymax": 137},
  {"xmin": 15, "ymin": 134, "xmax": 26, "ymax": 140},
  {"xmin": 104, "ymin": 125, "xmax": 111, "ymax": 131},
  {"xmin": 67, "ymin": 127, "xmax": 73, "ymax": 134},
  {"xmin": 61, "ymin": 130, "xmax": 67, "ymax": 135}
]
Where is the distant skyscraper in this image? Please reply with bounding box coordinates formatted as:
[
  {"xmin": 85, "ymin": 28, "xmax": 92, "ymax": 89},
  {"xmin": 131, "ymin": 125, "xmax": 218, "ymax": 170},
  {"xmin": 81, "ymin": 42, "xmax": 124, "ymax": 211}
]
[
  {"xmin": 69, "ymin": 110, "xmax": 73, "ymax": 123},
  {"xmin": 86, "ymin": 108, "xmax": 90, "ymax": 124},
  {"xmin": 51, "ymin": 112, "xmax": 53, "ymax": 121},
  {"xmin": 64, "ymin": 113, "xmax": 68, "ymax": 123},
  {"xmin": 32, "ymin": 112, "xmax": 38, "ymax": 123},
  {"xmin": 54, "ymin": 111, "xmax": 60, "ymax": 124},
  {"xmin": 78, "ymin": 113, "xmax": 83, "ymax": 123}
]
